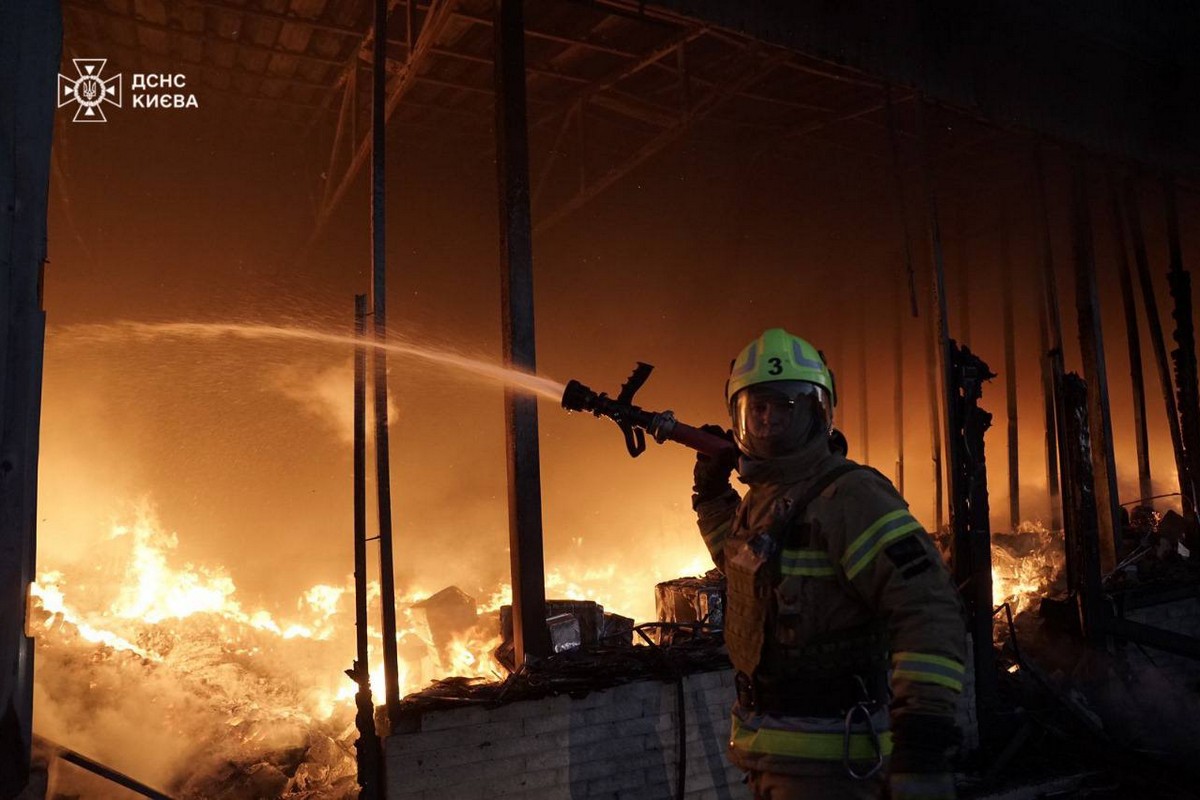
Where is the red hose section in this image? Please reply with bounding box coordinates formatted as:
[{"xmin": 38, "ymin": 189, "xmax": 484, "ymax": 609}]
[{"xmin": 667, "ymin": 421, "xmax": 737, "ymax": 458}]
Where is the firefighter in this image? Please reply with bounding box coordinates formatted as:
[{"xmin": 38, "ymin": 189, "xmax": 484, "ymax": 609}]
[{"xmin": 692, "ymin": 328, "xmax": 965, "ymax": 800}]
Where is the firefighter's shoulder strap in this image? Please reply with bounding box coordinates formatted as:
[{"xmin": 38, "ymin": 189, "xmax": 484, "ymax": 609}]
[{"xmin": 777, "ymin": 462, "xmax": 865, "ymax": 550}]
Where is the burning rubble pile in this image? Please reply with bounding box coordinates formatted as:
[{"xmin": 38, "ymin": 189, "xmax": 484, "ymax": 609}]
[{"xmin": 31, "ymin": 504, "xmax": 715, "ymax": 798}]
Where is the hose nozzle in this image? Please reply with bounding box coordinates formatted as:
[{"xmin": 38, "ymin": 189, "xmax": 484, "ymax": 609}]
[{"xmin": 561, "ymin": 379, "xmax": 600, "ymax": 414}]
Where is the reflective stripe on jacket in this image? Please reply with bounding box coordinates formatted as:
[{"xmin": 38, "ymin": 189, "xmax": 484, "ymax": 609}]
[{"xmin": 696, "ymin": 436, "xmax": 966, "ymax": 776}]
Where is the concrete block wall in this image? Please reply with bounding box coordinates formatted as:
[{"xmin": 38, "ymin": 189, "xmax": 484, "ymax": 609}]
[{"xmin": 385, "ymin": 669, "xmax": 751, "ymax": 800}]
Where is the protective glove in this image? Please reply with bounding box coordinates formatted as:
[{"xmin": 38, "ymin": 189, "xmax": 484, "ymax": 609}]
[
  {"xmin": 691, "ymin": 425, "xmax": 738, "ymax": 506},
  {"xmin": 888, "ymin": 714, "xmax": 959, "ymax": 800}
]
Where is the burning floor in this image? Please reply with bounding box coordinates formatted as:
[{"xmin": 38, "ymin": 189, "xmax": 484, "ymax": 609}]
[
  {"xmin": 26, "ymin": 504, "xmax": 711, "ymax": 799},
  {"xmin": 24, "ymin": 496, "xmax": 1200, "ymax": 799}
]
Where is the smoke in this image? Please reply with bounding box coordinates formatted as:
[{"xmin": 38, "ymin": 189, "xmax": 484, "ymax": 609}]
[{"xmin": 268, "ymin": 358, "xmax": 396, "ymax": 444}]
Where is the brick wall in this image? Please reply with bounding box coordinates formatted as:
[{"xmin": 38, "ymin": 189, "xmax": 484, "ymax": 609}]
[{"xmin": 385, "ymin": 669, "xmax": 751, "ymax": 800}]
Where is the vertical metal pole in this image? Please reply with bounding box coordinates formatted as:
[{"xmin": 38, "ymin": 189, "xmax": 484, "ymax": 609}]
[
  {"xmin": 883, "ymin": 86, "xmax": 914, "ymax": 500},
  {"xmin": 1001, "ymin": 224, "xmax": 1020, "ymax": 528},
  {"xmin": 493, "ymin": 0, "xmax": 551, "ymax": 665},
  {"xmin": 1125, "ymin": 179, "xmax": 1191, "ymax": 514},
  {"xmin": 956, "ymin": 226, "xmax": 972, "ymax": 347},
  {"xmin": 859, "ymin": 302, "xmax": 870, "ymax": 465},
  {"xmin": 895, "ymin": 270, "xmax": 906, "ymax": 496},
  {"xmin": 1035, "ymin": 148, "xmax": 1065, "ymax": 531},
  {"xmin": 351, "ymin": 295, "xmax": 380, "ymax": 800},
  {"xmin": 917, "ymin": 96, "xmax": 951, "ymax": 539},
  {"xmin": 0, "ymin": 3, "xmax": 58, "ymax": 794},
  {"xmin": 1163, "ymin": 177, "xmax": 1200, "ymax": 518},
  {"xmin": 1070, "ymin": 158, "xmax": 1120, "ymax": 574},
  {"xmin": 919, "ymin": 98, "xmax": 998, "ymax": 744},
  {"xmin": 370, "ymin": 0, "xmax": 402, "ymax": 725},
  {"xmin": 884, "ymin": 86, "xmax": 919, "ymax": 318},
  {"xmin": 1109, "ymin": 178, "xmax": 1152, "ymax": 503}
]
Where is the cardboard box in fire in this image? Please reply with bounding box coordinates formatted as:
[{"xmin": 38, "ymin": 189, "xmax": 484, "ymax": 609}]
[
  {"xmin": 495, "ymin": 600, "xmax": 635, "ymax": 671},
  {"xmin": 654, "ymin": 570, "xmax": 725, "ymax": 645}
]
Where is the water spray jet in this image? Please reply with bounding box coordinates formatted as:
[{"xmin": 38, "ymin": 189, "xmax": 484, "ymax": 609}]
[{"xmin": 55, "ymin": 321, "xmax": 567, "ymax": 401}]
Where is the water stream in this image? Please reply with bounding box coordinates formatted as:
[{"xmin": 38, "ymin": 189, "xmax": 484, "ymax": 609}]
[{"xmin": 53, "ymin": 321, "xmax": 567, "ymax": 401}]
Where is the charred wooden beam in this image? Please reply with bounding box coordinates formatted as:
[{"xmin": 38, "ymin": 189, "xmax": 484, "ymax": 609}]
[
  {"xmin": 1125, "ymin": 179, "xmax": 1192, "ymax": 513},
  {"xmin": 1164, "ymin": 177, "xmax": 1200, "ymax": 519},
  {"xmin": 947, "ymin": 342, "xmax": 998, "ymax": 744},
  {"xmin": 1109, "ymin": 178, "xmax": 1152, "ymax": 503},
  {"xmin": 1057, "ymin": 373, "xmax": 1107, "ymax": 644},
  {"xmin": 1070, "ymin": 159, "xmax": 1120, "ymax": 574},
  {"xmin": 494, "ymin": 0, "xmax": 552, "ymax": 665}
]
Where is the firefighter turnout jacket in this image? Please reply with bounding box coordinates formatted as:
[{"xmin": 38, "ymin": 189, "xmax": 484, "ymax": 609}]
[{"xmin": 694, "ymin": 433, "xmax": 966, "ymax": 778}]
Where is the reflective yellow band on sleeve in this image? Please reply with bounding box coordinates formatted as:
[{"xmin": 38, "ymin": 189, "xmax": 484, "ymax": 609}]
[
  {"xmin": 780, "ymin": 547, "xmax": 837, "ymax": 577},
  {"xmin": 892, "ymin": 652, "xmax": 965, "ymax": 692},
  {"xmin": 842, "ymin": 509, "xmax": 923, "ymax": 579},
  {"xmin": 731, "ymin": 718, "xmax": 894, "ymax": 761}
]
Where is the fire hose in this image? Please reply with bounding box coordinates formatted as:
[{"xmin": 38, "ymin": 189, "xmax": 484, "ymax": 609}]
[{"xmin": 561, "ymin": 362, "xmax": 736, "ymax": 459}]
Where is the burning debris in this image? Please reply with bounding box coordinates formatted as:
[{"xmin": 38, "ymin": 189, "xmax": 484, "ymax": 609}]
[{"xmin": 654, "ymin": 571, "xmax": 726, "ymax": 645}]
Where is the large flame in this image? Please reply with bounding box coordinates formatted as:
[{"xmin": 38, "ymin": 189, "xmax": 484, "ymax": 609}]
[{"xmin": 30, "ymin": 503, "xmax": 710, "ymax": 796}]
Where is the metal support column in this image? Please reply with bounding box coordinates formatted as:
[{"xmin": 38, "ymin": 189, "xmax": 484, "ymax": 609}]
[
  {"xmin": 1109, "ymin": 180, "xmax": 1152, "ymax": 504},
  {"xmin": 1164, "ymin": 178, "xmax": 1200, "ymax": 518},
  {"xmin": 1034, "ymin": 149, "xmax": 1064, "ymax": 531},
  {"xmin": 1001, "ymin": 224, "xmax": 1020, "ymax": 528},
  {"xmin": 369, "ymin": 0, "xmax": 402, "ymax": 726},
  {"xmin": 918, "ymin": 97, "xmax": 997, "ymax": 748},
  {"xmin": 916, "ymin": 96, "xmax": 951, "ymax": 544},
  {"xmin": 859, "ymin": 303, "xmax": 870, "ymax": 465},
  {"xmin": 493, "ymin": 0, "xmax": 551, "ymax": 665},
  {"xmin": 1070, "ymin": 159, "xmax": 1120, "ymax": 574},
  {"xmin": 350, "ymin": 295, "xmax": 381, "ymax": 800},
  {"xmin": 1058, "ymin": 374, "xmax": 1108, "ymax": 643},
  {"xmin": 1125, "ymin": 180, "xmax": 1191, "ymax": 514},
  {"xmin": 0, "ymin": 3, "xmax": 59, "ymax": 795},
  {"xmin": 895, "ymin": 270, "xmax": 906, "ymax": 496},
  {"xmin": 948, "ymin": 343, "xmax": 998, "ymax": 746}
]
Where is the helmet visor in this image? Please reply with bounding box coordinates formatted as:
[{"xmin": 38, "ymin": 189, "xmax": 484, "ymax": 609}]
[{"xmin": 731, "ymin": 380, "xmax": 832, "ymax": 458}]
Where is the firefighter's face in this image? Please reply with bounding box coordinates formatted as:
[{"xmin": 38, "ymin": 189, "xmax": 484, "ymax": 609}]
[{"xmin": 732, "ymin": 381, "xmax": 826, "ymax": 458}]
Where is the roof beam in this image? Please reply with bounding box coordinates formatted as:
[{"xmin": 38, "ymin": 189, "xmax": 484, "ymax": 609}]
[
  {"xmin": 169, "ymin": 0, "xmax": 367, "ymax": 38},
  {"xmin": 63, "ymin": 0, "xmax": 347, "ymax": 67},
  {"xmin": 534, "ymin": 47, "xmax": 789, "ymax": 234},
  {"xmin": 306, "ymin": 0, "xmax": 460, "ymax": 249}
]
